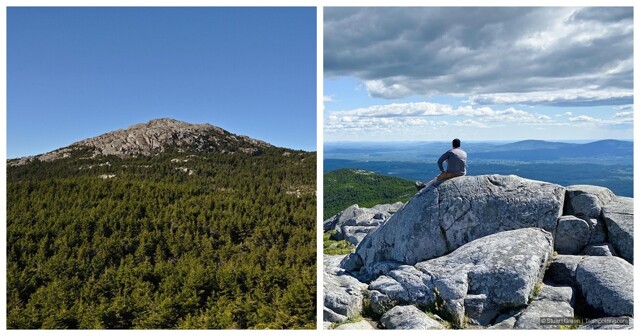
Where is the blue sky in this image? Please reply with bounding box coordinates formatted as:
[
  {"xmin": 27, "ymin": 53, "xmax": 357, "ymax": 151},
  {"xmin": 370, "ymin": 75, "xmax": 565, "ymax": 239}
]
[
  {"xmin": 8, "ymin": 7, "xmax": 316, "ymax": 158},
  {"xmin": 324, "ymin": 7, "xmax": 634, "ymax": 142}
]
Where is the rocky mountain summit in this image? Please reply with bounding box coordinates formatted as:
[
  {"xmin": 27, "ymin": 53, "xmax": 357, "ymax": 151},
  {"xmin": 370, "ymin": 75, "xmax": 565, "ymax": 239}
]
[
  {"xmin": 9, "ymin": 118, "xmax": 272, "ymax": 165},
  {"xmin": 324, "ymin": 175, "xmax": 633, "ymax": 330}
]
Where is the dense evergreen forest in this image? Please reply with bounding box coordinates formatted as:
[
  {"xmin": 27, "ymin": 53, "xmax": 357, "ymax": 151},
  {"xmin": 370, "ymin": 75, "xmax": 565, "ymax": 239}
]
[
  {"xmin": 7, "ymin": 147, "xmax": 316, "ymax": 329},
  {"xmin": 324, "ymin": 168, "xmax": 415, "ymax": 219}
]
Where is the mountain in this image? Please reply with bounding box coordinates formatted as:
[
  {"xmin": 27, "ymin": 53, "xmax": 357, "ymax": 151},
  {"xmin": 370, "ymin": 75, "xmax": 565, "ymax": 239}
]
[
  {"xmin": 572, "ymin": 139, "xmax": 635, "ymax": 157},
  {"xmin": 9, "ymin": 118, "xmax": 272, "ymax": 166},
  {"xmin": 7, "ymin": 118, "xmax": 316, "ymax": 329},
  {"xmin": 324, "ymin": 168, "xmax": 415, "ymax": 220},
  {"xmin": 491, "ymin": 139, "xmax": 577, "ymax": 151}
]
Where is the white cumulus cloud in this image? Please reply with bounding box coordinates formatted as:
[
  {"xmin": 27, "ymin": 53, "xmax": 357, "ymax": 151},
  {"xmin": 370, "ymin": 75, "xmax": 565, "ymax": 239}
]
[
  {"xmin": 325, "ymin": 7, "xmax": 633, "ymax": 107},
  {"xmin": 614, "ymin": 111, "xmax": 634, "ymax": 118},
  {"xmin": 325, "ymin": 102, "xmax": 555, "ymax": 135},
  {"xmin": 569, "ymin": 114, "xmax": 632, "ymax": 125}
]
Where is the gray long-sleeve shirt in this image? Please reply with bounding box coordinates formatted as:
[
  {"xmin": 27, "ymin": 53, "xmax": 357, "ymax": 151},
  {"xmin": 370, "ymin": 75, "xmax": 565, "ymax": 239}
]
[{"xmin": 437, "ymin": 148, "xmax": 467, "ymax": 175}]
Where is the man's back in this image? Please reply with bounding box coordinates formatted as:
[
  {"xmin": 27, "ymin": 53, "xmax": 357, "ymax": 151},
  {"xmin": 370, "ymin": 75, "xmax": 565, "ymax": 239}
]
[
  {"xmin": 415, "ymin": 140, "xmax": 467, "ymax": 191},
  {"xmin": 438, "ymin": 147, "xmax": 467, "ymax": 175}
]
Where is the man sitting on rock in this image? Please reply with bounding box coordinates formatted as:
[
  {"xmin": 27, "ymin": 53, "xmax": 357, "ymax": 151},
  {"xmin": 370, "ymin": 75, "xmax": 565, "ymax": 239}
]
[{"xmin": 416, "ymin": 138, "xmax": 467, "ymax": 191}]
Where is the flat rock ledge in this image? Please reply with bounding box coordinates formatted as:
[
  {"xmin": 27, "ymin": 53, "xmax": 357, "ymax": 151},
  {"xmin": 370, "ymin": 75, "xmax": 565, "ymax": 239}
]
[
  {"xmin": 333, "ymin": 320, "xmax": 375, "ymax": 330},
  {"xmin": 379, "ymin": 305, "xmax": 445, "ymax": 330}
]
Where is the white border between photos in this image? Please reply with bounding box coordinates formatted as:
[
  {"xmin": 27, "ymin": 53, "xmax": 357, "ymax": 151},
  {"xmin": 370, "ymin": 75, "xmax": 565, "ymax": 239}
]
[{"xmin": 1, "ymin": 1, "xmax": 639, "ymax": 335}]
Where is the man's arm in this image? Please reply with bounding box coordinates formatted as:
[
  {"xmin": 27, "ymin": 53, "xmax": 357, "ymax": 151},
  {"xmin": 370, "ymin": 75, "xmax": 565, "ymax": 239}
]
[{"xmin": 437, "ymin": 151, "xmax": 449, "ymax": 172}]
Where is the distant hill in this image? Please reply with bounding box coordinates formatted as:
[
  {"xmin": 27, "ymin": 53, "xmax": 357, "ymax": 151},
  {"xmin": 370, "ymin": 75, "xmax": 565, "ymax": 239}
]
[
  {"xmin": 324, "ymin": 168, "xmax": 415, "ymax": 219},
  {"xmin": 472, "ymin": 139, "xmax": 632, "ymax": 161},
  {"xmin": 571, "ymin": 139, "xmax": 634, "ymax": 157},
  {"xmin": 491, "ymin": 140, "xmax": 576, "ymax": 151}
]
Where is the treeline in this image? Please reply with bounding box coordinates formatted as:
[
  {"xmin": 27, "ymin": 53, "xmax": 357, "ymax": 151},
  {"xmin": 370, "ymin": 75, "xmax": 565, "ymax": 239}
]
[
  {"xmin": 7, "ymin": 149, "xmax": 316, "ymax": 329},
  {"xmin": 324, "ymin": 168, "xmax": 415, "ymax": 219}
]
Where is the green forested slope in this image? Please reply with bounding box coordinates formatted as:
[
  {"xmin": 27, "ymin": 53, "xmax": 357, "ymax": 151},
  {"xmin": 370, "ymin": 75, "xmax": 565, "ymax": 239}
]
[
  {"xmin": 7, "ymin": 148, "xmax": 316, "ymax": 329},
  {"xmin": 324, "ymin": 168, "xmax": 415, "ymax": 219}
]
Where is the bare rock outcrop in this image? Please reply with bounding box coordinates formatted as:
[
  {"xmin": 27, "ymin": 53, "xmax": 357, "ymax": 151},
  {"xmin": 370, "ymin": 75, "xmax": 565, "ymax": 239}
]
[
  {"xmin": 602, "ymin": 197, "xmax": 634, "ymax": 264},
  {"xmin": 323, "ymin": 255, "xmax": 366, "ymax": 323},
  {"xmin": 575, "ymin": 256, "xmax": 634, "ymax": 317},
  {"xmin": 324, "ymin": 175, "xmax": 634, "ymax": 329},
  {"xmin": 355, "ymin": 175, "xmax": 564, "ymax": 267},
  {"xmin": 8, "ymin": 118, "xmax": 272, "ymax": 165},
  {"xmin": 323, "ymin": 202, "xmax": 403, "ymax": 246},
  {"xmin": 379, "ymin": 305, "xmax": 445, "ymax": 330},
  {"xmin": 365, "ymin": 228, "xmax": 553, "ymax": 327}
]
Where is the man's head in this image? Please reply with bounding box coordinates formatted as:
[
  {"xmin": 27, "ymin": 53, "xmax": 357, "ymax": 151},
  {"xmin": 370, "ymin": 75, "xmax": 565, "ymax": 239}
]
[{"xmin": 452, "ymin": 138, "xmax": 461, "ymax": 148}]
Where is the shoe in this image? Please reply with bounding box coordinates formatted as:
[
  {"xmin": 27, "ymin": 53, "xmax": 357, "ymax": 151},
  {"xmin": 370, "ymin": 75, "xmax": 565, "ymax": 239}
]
[{"xmin": 415, "ymin": 181, "xmax": 426, "ymax": 191}]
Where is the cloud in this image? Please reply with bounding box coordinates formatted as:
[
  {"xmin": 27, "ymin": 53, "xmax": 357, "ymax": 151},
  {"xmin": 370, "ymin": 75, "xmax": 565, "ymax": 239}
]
[
  {"xmin": 468, "ymin": 89, "xmax": 633, "ymax": 106},
  {"xmin": 569, "ymin": 114, "xmax": 633, "ymax": 125},
  {"xmin": 570, "ymin": 7, "xmax": 633, "ymax": 22},
  {"xmin": 325, "ymin": 7, "xmax": 633, "ymax": 106},
  {"xmin": 328, "ymin": 102, "xmax": 551, "ymax": 121},
  {"xmin": 323, "ymin": 95, "xmax": 334, "ymax": 102},
  {"xmin": 454, "ymin": 119, "xmax": 491, "ymax": 128},
  {"xmin": 569, "ymin": 115, "xmax": 597, "ymax": 122},
  {"xmin": 614, "ymin": 111, "xmax": 634, "ymax": 118},
  {"xmin": 614, "ymin": 104, "xmax": 633, "ymax": 111},
  {"xmin": 556, "ymin": 112, "xmax": 573, "ymax": 117},
  {"xmin": 325, "ymin": 102, "xmax": 555, "ymax": 135}
]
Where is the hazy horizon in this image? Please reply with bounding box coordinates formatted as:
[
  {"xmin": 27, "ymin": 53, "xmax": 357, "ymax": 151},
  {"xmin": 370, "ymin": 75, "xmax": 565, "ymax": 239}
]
[{"xmin": 325, "ymin": 138, "xmax": 634, "ymax": 145}]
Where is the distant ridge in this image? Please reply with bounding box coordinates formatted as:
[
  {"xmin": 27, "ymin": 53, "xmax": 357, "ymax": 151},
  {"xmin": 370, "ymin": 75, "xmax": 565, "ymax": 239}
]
[
  {"xmin": 473, "ymin": 139, "xmax": 632, "ymax": 160},
  {"xmin": 493, "ymin": 140, "xmax": 575, "ymax": 151}
]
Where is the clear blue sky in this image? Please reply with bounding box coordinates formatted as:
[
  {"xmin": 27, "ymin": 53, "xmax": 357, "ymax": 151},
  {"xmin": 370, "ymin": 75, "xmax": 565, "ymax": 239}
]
[{"xmin": 8, "ymin": 7, "xmax": 316, "ymax": 158}]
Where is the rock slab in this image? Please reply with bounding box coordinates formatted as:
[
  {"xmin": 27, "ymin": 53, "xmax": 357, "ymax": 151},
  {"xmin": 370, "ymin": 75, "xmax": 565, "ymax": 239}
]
[
  {"xmin": 323, "ymin": 255, "xmax": 366, "ymax": 322},
  {"xmin": 365, "ymin": 228, "xmax": 554, "ymax": 327},
  {"xmin": 514, "ymin": 300, "xmax": 574, "ymax": 329},
  {"xmin": 602, "ymin": 197, "xmax": 634, "ymax": 264},
  {"xmin": 575, "ymin": 256, "xmax": 633, "ymax": 317},
  {"xmin": 356, "ymin": 175, "xmax": 564, "ymax": 266},
  {"xmin": 379, "ymin": 305, "xmax": 444, "ymax": 330},
  {"xmin": 555, "ymin": 215, "xmax": 591, "ymax": 254},
  {"xmin": 334, "ymin": 320, "xmax": 375, "ymax": 330},
  {"xmin": 564, "ymin": 185, "xmax": 614, "ymax": 217}
]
